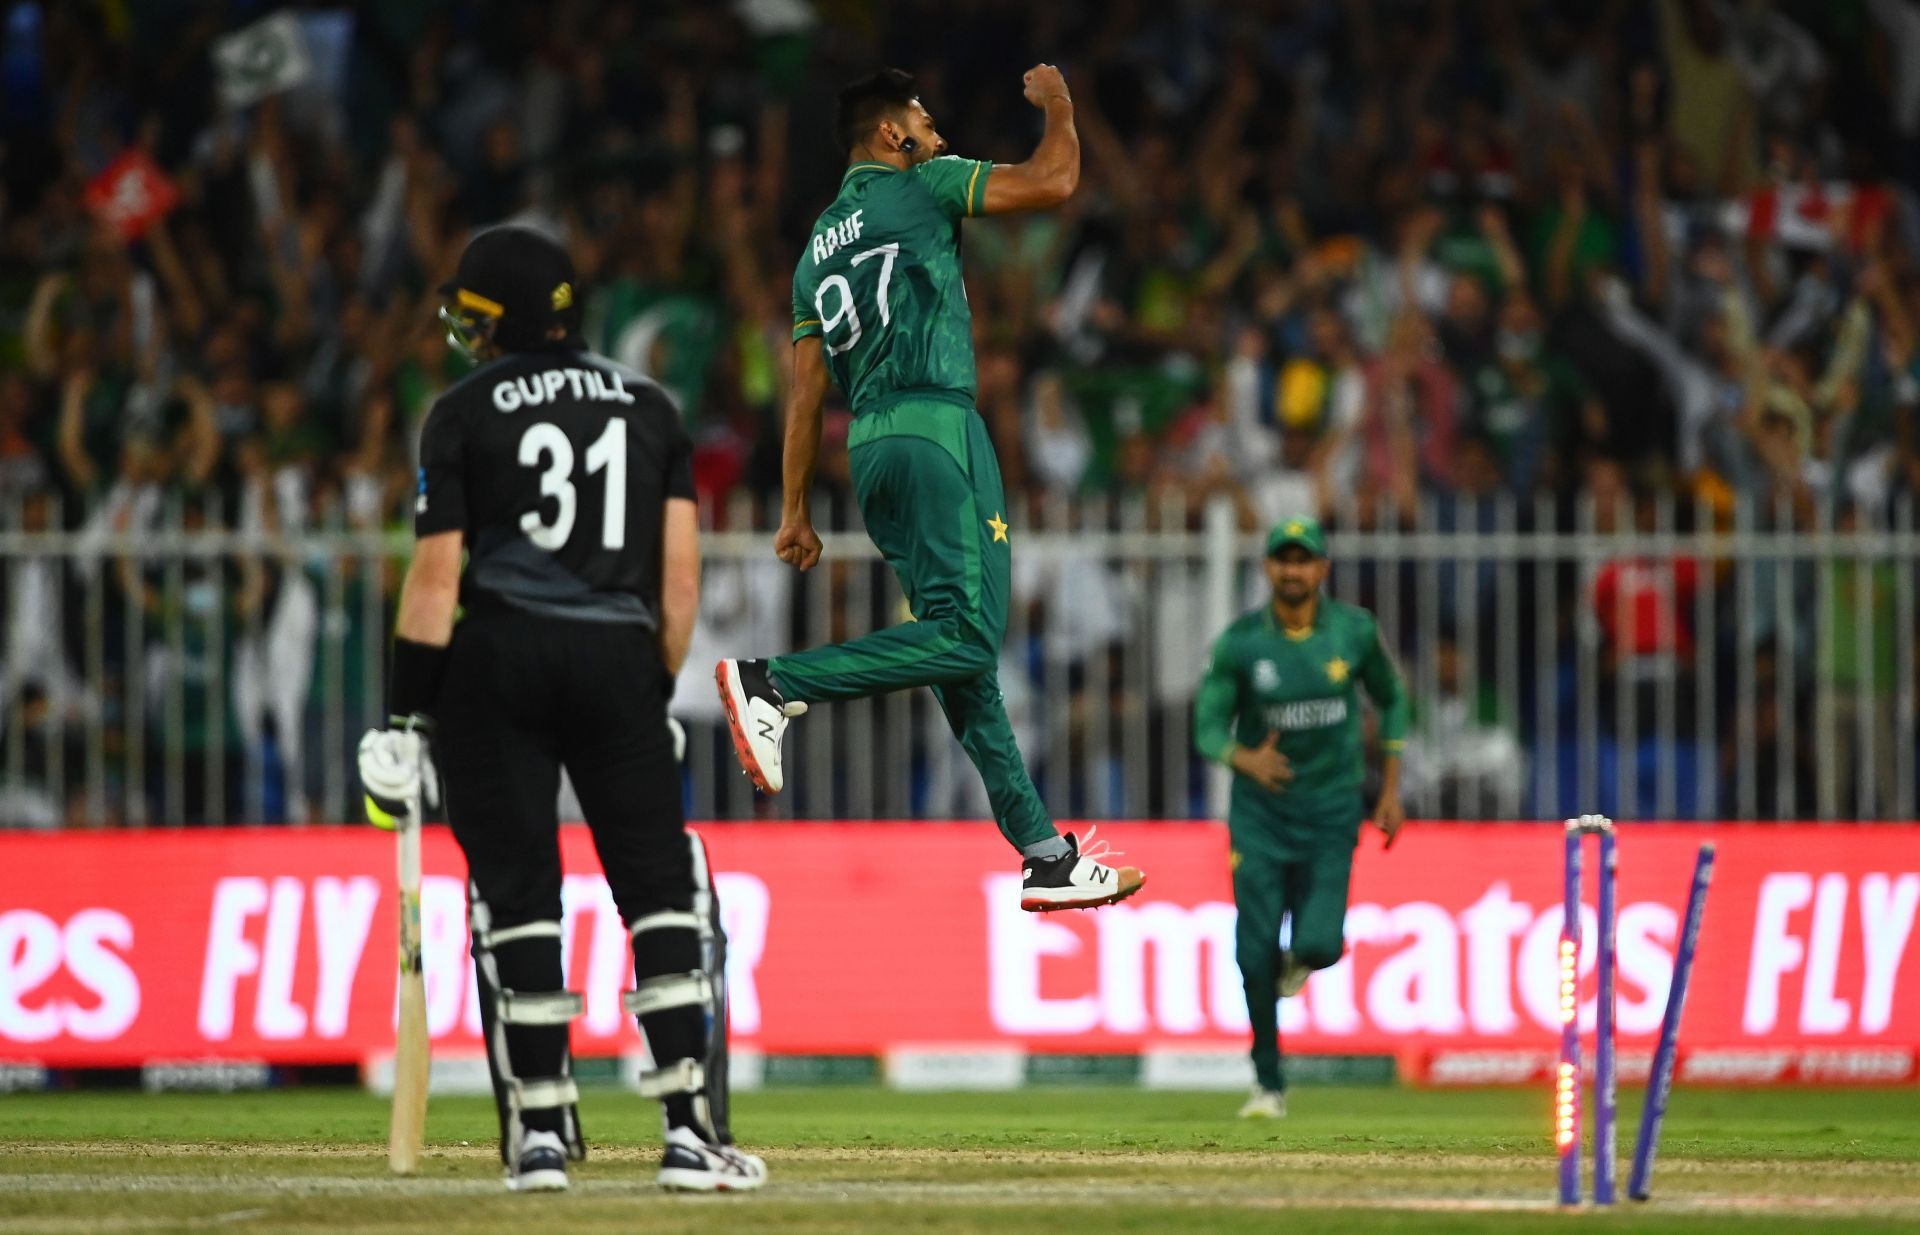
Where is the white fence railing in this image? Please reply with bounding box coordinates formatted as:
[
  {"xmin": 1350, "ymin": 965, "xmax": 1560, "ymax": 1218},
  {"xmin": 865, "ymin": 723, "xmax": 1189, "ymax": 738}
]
[{"xmin": 2, "ymin": 492, "xmax": 1915, "ymax": 826}]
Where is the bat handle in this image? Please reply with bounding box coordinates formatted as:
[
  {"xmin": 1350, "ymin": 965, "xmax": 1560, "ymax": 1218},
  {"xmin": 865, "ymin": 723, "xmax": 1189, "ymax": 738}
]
[
  {"xmin": 396, "ymin": 798, "xmax": 423, "ymax": 967},
  {"xmin": 396, "ymin": 790, "xmax": 424, "ymax": 885}
]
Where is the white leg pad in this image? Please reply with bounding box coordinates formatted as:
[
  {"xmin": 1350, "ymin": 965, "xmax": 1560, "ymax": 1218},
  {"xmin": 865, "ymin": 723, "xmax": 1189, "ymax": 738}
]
[
  {"xmin": 636, "ymin": 1057, "xmax": 704, "ymax": 1099},
  {"xmin": 629, "ymin": 909, "xmax": 705, "ymax": 940},
  {"xmin": 513, "ymin": 1076, "xmax": 580, "ymax": 1110},
  {"xmin": 498, "ymin": 990, "xmax": 585, "ymax": 1025},
  {"xmin": 622, "ymin": 972, "xmax": 712, "ymax": 1017},
  {"xmin": 482, "ymin": 920, "xmax": 563, "ymax": 948}
]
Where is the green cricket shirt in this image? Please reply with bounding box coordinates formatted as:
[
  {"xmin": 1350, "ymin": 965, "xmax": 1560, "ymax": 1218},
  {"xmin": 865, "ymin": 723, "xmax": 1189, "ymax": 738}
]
[
  {"xmin": 792, "ymin": 156, "xmax": 991, "ymax": 416},
  {"xmin": 1194, "ymin": 596, "xmax": 1411, "ymax": 826}
]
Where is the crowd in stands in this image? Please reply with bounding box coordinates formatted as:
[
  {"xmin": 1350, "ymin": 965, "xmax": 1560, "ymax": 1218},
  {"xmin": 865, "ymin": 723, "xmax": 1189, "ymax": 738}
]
[{"xmin": 3, "ymin": 0, "xmax": 1918, "ymax": 823}]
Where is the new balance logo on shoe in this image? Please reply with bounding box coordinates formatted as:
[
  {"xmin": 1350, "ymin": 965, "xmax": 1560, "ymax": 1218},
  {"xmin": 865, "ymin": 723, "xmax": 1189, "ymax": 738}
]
[
  {"xmin": 718, "ymin": 658, "xmax": 801, "ymax": 795},
  {"xmin": 1019, "ymin": 828, "xmax": 1146, "ymax": 913}
]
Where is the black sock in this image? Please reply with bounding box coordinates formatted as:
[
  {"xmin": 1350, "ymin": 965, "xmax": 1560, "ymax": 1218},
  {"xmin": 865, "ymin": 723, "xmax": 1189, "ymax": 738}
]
[{"xmin": 522, "ymin": 1107, "xmax": 564, "ymax": 1137}]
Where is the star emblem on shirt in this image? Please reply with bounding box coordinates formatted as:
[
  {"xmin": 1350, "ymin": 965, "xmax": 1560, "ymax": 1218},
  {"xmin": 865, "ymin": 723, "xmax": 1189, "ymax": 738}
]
[
  {"xmin": 988, "ymin": 512, "xmax": 1009, "ymax": 543},
  {"xmin": 1326, "ymin": 656, "xmax": 1349, "ymax": 684}
]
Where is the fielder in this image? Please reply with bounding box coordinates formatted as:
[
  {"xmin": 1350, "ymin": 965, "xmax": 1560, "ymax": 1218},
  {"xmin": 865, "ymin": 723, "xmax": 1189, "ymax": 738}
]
[
  {"xmin": 1194, "ymin": 516, "xmax": 1409, "ymax": 1118},
  {"xmin": 716, "ymin": 66, "xmax": 1144, "ymax": 910},
  {"xmin": 358, "ymin": 225, "xmax": 763, "ymax": 1191}
]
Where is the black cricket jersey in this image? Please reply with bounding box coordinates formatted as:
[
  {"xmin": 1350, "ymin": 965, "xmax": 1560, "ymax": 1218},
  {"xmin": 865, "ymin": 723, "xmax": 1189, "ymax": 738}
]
[{"xmin": 415, "ymin": 344, "xmax": 693, "ymax": 628}]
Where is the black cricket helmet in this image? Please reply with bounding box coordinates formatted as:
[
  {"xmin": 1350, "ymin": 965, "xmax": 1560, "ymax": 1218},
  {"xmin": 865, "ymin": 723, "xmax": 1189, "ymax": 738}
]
[{"xmin": 438, "ymin": 225, "xmax": 581, "ymax": 360}]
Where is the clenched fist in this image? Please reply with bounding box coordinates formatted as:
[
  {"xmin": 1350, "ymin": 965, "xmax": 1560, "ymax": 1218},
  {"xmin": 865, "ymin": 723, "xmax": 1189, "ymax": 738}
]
[
  {"xmin": 774, "ymin": 518, "xmax": 823, "ymax": 572},
  {"xmin": 1022, "ymin": 64, "xmax": 1070, "ymax": 108}
]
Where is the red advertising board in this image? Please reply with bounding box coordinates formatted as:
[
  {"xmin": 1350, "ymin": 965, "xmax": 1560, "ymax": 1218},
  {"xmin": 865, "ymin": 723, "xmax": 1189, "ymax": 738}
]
[{"xmin": 5, "ymin": 824, "xmax": 1917, "ymax": 1074}]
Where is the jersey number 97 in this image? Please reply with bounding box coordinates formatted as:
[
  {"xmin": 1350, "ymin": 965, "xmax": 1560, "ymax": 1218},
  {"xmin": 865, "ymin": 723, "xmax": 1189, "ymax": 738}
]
[{"xmin": 816, "ymin": 243, "xmax": 899, "ymax": 356}]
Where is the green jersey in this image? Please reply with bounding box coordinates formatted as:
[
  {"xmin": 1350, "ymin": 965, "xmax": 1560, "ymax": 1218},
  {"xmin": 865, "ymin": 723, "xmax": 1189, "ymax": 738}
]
[
  {"xmin": 1194, "ymin": 596, "xmax": 1410, "ymax": 824},
  {"xmin": 792, "ymin": 156, "xmax": 992, "ymax": 415}
]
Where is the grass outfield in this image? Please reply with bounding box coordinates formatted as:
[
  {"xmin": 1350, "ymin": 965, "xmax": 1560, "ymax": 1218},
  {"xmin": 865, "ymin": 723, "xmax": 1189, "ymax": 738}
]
[{"xmin": 2, "ymin": 1085, "xmax": 1917, "ymax": 1233}]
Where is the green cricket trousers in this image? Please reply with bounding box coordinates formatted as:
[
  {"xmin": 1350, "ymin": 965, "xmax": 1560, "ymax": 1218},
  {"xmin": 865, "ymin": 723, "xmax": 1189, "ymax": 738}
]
[
  {"xmin": 1231, "ymin": 797, "xmax": 1363, "ymax": 1091},
  {"xmin": 769, "ymin": 397, "xmax": 1054, "ymax": 850}
]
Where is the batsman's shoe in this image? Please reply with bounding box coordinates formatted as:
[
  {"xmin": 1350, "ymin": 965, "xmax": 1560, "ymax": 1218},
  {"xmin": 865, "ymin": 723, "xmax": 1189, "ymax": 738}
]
[
  {"xmin": 1020, "ymin": 828, "xmax": 1146, "ymax": 912},
  {"xmin": 716, "ymin": 658, "xmax": 806, "ymax": 794},
  {"xmin": 1238, "ymin": 1087, "xmax": 1287, "ymax": 1119},
  {"xmin": 1278, "ymin": 949, "xmax": 1312, "ymax": 998},
  {"xmin": 657, "ymin": 1125, "xmax": 768, "ymax": 1193},
  {"xmin": 506, "ymin": 1129, "xmax": 569, "ymax": 1192}
]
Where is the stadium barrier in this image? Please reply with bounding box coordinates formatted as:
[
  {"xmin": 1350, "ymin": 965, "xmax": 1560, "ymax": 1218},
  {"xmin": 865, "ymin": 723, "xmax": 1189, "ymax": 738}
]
[
  {"xmin": 3, "ymin": 492, "xmax": 1917, "ymax": 828},
  {"xmin": 3, "ymin": 822, "xmax": 1915, "ymax": 1086}
]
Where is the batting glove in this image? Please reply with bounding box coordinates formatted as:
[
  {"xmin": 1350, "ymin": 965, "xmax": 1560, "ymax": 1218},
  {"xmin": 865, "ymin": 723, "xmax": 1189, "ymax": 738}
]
[
  {"xmin": 668, "ymin": 716, "xmax": 686, "ymax": 763},
  {"xmin": 359, "ymin": 725, "xmax": 433, "ymax": 830}
]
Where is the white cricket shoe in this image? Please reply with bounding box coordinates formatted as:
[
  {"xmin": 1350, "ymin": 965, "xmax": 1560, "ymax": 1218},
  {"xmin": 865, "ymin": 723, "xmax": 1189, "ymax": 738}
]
[
  {"xmin": 1238, "ymin": 1087, "xmax": 1287, "ymax": 1119},
  {"xmin": 1020, "ymin": 828, "xmax": 1146, "ymax": 912},
  {"xmin": 716, "ymin": 658, "xmax": 807, "ymax": 794},
  {"xmin": 657, "ymin": 1124, "xmax": 769, "ymax": 1192},
  {"xmin": 505, "ymin": 1129, "xmax": 569, "ymax": 1192},
  {"xmin": 1278, "ymin": 950, "xmax": 1312, "ymax": 998}
]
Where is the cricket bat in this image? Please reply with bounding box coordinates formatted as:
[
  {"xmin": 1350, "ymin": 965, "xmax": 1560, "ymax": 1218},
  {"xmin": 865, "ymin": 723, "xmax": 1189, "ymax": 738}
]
[{"xmin": 388, "ymin": 788, "xmax": 429, "ymax": 1175}]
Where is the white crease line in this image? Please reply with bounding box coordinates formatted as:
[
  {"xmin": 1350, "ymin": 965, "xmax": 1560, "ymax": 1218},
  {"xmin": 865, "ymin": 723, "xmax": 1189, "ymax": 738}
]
[
  {"xmin": 0, "ymin": 1219, "xmax": 202, "ymax": 1233},
  {"xmin": 211, "ymin": 1209, "xmax": 272, "ymax": 1225},
  {"xmin": 1, "ymin": 1173, "xmax": 1918, "ymax": 1216}
]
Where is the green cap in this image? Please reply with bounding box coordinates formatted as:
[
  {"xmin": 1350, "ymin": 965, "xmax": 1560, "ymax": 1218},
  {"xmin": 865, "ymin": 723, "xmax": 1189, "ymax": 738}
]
[{"xmin": 1265, "ymin": 515, "xmax": 1327, "ymax": 558}]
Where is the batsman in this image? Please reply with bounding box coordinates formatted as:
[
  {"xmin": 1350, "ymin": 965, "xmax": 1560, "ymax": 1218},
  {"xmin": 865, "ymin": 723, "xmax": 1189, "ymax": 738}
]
[
  {"xmin": 359, "ymin": 227, "xmax": 761, "ymax": 1193},
  {"xmin": 1193, "ymin": 516, "xmax": 1410, "ymax": 1118}
]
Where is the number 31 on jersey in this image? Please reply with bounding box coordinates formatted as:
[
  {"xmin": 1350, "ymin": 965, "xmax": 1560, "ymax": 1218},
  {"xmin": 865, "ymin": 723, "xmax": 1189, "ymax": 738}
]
[{"xmin": 518, "ymin": 419, "xmax": 626, "ymax": 551}]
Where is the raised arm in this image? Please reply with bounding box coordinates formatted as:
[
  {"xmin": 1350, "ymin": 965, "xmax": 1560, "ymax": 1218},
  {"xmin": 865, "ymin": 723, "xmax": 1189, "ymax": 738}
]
[
  {"xmin": 1542, "ymin": 182, "xmax": 1587, "ymax": 310},
  {"xmin": 775, "ymin": 335, "xmax": 830, "ymax": 571},
  {"xmin": 982, "ymin": 65, "xmax": 1079, "ymax": 214},
  {"xmin": 1072, "ymin": 81, "xmax": 1142, "ymax": 210},
  {"xmin": 1480, "ymin": 203, "xmax": 1527, "ymax": 296},
  {"xmin": 172, "ymin": 373, "xmax": 221, "ymax": 488},
  {"xmin": 147, "ymin": 219, "xmax": 206, "ymax": 342},
  {"xmin": 56, "ymin": 369, "xmax": 99, "ymax": 496},
  {"xmin": 24, "ymin": 273, "xmax": 66, "ymax": 381}
]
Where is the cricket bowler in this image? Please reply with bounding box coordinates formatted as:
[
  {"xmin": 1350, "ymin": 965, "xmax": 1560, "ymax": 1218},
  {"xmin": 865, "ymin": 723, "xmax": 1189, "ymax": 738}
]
[
  {"xmin": 1194, "ymin": 516, "xmax": 1410, "ymax": 1117},
  {"xmin": 716, "ymin": 66, "xmax": 1144, "ymax": 911}
]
